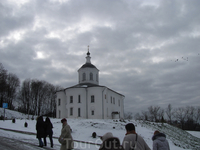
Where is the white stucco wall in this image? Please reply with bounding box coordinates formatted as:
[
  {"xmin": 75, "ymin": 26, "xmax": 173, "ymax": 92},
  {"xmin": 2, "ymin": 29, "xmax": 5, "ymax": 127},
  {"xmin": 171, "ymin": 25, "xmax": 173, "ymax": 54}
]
[
  {"xmin": 102, "ymin": 89, "xmax": 124, "ymax": 119},
  {"xmin": 87, "ymin": 86, "xmax": 103, "ymax": 119},
  {"xmin": 78, "ymin": 67, "xmax": 99, "ymax": 85},
  {"xmin": 56, "ymin": 86, "xmax": 124, "ymax": 119},
  {"xmin": 56, "ymin": 91, "xmax": 67, "ymax": 119}
]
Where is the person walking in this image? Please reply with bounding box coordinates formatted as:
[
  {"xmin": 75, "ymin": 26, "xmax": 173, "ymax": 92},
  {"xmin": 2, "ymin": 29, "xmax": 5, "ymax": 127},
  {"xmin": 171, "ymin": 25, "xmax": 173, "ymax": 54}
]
[
  {"xmin": 44, "ymin": 117, "xmax": 53, "ymax": 148},
  {"xmin": 122, "ymin": 123, "xmax": 151, "ymax": 150},
  {"xmin": 152, "ymin": 130, "xmax": 170, "ymax": 150},
  {"xmin": 36, "ymin": 116, "xmax": 45, "ymax": 147},
  {"xmin": 59, "ymin": 118, "xmax": 74, "ymax": 150},
  {"xmin": 99, "ymin": 132, "xmax": 124, "ymax": 150}
]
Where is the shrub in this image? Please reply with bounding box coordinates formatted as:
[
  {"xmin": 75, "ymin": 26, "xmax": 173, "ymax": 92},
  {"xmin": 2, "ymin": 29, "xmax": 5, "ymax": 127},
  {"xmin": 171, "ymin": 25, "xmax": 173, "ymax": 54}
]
[
  {"xmin": 92, "ymin": 132, "xmax": 97, "ymax": 138},
  {"xmin": 0, "ymin": 115, "xmax": 4, "ymax": 120},
  {"xmin": 24, "ymin": 122, "xmax": 28, "ymax": 127}
]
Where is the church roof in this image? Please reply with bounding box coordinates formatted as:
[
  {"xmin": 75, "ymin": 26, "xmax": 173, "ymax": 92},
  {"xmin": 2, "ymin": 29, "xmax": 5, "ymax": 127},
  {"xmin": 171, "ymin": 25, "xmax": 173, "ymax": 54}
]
[
  {"xmin": 79, "ymin": 47, "xmax": 98, "ymax": 69},
  {"xmin": 56, "ymin": 84, "xmax": 125, "ymax": 97},
  {"xmin": 80, "ymin": 63, "xmax": 97, "ymax": 69}
]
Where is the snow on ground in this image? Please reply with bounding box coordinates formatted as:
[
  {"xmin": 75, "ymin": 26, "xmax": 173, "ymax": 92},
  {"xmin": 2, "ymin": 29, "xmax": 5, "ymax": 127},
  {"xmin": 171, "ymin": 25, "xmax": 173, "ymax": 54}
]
[
  {"xmin": 187, "ymin": 131, "xmax": 200, "ymax": 139},
  {"xmin": 0, "ymin": 108, "xmax": 200, "ymax": 150}
]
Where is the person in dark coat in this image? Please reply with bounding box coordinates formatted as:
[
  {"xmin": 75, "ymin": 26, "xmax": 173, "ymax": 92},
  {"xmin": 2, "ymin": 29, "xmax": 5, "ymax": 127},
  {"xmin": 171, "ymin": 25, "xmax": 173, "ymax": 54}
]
[
  {"xmin": 152, "ymin": 130, "xmax": 170, "ymax": 150},
  {"xmin": 36, "ymin": 116, "xmax": 45, "ymax": 147},
  {"xmin": 44, "ymin": 117, "xmax": 53, "ymax": 148},
  {"xmin": 99, "ymin": 132, "xmax": 124, "ymax": 150}
]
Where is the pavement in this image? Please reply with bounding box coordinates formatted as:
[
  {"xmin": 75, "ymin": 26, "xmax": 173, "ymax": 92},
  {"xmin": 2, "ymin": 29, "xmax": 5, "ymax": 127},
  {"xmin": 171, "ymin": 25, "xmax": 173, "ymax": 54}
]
[{"xmin": 0, "ymin": 127, "xmax": 100, "ymax": 150}]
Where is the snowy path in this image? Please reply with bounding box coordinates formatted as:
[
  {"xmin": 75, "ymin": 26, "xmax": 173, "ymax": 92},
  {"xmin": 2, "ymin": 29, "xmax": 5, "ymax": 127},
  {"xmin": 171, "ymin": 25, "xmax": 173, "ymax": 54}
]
[
  {"xmin": 0, "ymin": 129, "xmax": 99, "ymax": 150},
  {"xmin": 0, "ymin": 129, "xmax": 59, "ymax": 150}
]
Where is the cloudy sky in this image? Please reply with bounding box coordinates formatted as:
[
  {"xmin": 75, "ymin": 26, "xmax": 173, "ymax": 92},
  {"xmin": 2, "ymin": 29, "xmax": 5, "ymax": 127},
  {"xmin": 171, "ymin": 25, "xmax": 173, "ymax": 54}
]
[{"xmin": 1, "ymin": 0, "xmax": 200, "ymax": 115}]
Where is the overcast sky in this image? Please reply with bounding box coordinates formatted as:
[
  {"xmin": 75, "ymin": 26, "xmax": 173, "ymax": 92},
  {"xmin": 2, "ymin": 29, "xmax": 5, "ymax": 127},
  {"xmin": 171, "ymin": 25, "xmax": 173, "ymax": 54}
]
[{"xmin": 1, "ymin": 0, "xmax": 200, "ymax": 115}]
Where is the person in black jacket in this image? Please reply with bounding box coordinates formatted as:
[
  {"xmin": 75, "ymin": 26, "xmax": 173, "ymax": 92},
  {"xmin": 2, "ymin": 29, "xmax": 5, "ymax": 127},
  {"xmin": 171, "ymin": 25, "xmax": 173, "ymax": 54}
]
[
  {"xmin": 44, "ymin": 117, "xmax": 53, "ymax": 148},
  {"xmin": 36, "ymin": 116, "xmax": 45, "ymax": 147}
]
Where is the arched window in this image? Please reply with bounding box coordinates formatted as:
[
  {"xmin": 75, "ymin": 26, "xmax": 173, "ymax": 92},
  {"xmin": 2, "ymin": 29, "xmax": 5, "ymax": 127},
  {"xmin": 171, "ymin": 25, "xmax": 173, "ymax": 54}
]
[
  {"xmin": 90, "ymin": 73, "xmax": 93, "ymax": 80},
  {"xmin": 82, "ymin": 73, "xmax": 86, "ymax": 81}
]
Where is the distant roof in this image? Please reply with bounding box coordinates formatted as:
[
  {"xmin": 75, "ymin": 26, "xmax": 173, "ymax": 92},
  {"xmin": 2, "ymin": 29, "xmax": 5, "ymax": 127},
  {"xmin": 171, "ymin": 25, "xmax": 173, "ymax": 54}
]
[{"xmin": 80, "ymin": 63, "xmax": 97, "ymax": 69}]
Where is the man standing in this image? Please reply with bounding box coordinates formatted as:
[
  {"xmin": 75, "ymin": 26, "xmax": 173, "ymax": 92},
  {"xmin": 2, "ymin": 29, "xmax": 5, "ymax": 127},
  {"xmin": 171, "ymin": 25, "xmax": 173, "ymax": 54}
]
[
  {"xmin": 122, "ymin": 123, "xmax": 151, "ymax": 150},
  {"xmin": 59, "ymin": 118, "xmax": 74, "ymax": 150}
]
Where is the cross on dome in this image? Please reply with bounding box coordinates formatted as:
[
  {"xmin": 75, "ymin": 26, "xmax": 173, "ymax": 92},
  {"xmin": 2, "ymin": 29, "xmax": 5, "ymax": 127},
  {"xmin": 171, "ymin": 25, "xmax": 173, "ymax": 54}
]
[{"xmin": 87, "ymin": 45, "xmax": 90, "ymax": 56}]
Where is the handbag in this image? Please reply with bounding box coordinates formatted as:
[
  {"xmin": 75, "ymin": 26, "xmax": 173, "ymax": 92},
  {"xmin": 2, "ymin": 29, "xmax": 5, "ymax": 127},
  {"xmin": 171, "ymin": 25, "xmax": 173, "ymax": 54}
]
[
  {"xmin": 58, "ymin": 136, "xmax": 66, "ymax": 144},
  {"xmin": 131, "ymin": 134, "xmax": 138, "ymax": 150}
]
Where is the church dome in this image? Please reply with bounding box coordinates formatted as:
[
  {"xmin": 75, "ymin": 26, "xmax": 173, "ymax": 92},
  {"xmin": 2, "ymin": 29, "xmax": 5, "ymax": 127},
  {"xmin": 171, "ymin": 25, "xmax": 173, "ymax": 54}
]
[
  {"xmin": 78, "ymin": 46, "xmax": 99, "ymax": 85},
  {"xmin": 80, "ymin": 63, "xmax": 97, "ymax": 69}
]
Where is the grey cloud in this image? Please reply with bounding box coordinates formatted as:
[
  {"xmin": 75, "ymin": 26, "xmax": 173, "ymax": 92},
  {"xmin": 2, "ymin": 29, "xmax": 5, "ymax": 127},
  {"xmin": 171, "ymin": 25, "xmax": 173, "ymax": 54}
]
[{"xmin": 0, "ymin": 0, "xmax": 200, "ymax": 116}]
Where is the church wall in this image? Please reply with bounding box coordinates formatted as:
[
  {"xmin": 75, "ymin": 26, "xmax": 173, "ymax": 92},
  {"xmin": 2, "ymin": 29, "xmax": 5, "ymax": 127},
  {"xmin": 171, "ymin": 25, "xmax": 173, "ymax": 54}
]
[
  {"xmin": 87, "ymin": 87, "xmax": 103, "ymax": 119},
  {"xmin": 103, "ymin": 89, "xmax": 125, "ymax": 119},
  {"xmin": 65, "ymin": 88, "xmax": 87, "ymax": 118},
  {"xmin": 56, "ymin": 91, "xmax": 67, "ymax": 119},
  {"xmin": 57, "ymin": 87, "xmax": 124, "ymax": 119},
  {"xmin": 78, "ymin": 67, "xmax": 99, "ymax": 85}
]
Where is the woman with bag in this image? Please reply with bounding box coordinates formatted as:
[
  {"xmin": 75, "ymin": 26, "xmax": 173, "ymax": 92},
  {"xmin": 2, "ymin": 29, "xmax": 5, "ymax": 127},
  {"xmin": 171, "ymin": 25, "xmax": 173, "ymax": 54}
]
[{"xmin": 59, "ymin": 118, "xmax": 74, "ymax": 150}]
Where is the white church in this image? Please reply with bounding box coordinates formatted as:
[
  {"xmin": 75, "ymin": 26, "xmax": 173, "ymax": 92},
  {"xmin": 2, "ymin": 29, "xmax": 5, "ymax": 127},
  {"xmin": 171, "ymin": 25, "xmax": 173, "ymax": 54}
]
[{"xmin": 56, "ymin": 48, "xmax": 125, "ymax": 119}]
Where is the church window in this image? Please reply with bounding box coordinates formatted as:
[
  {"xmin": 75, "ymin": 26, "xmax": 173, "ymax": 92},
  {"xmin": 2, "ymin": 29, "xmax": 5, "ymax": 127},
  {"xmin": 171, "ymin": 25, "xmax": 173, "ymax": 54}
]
[
  {"xmin": 70, "ymin": 107, "xmax": 73, "ymax": 116},
  {"xmin": 91, "ymin": 110, "xmax": 94, "ymax": 115},
  {"xmin": 105, "ymin": 95, "xmax": 106, "ymax": 99},
  {"xmin": 82, "ymin": 73, "xmax": 86, "ymax": 81},
  {"xmin": 78, "ymin": 108, "xmax": 81, "ymax": 117},
  {"xmin": 58, "ymin": 99, "xmax": 61, "ymax": 106},
  {"xmin": 111, "ymin": 97, "xmax": 112, "ymax": 103},
  {"xmin": 90, "ymin": 73, "xmax": 93, "ymax": 80},
  {"xmin": 118, "ymin": 100, "xmax": 120, "ymax": 106},
  {"xmin": 70, "ymin": 96, "xmax": 73, "ymax": 103},
  {"xmin": 113, "ymin": 98, "xmax": 115, "ymax": 104},
  {"xmin": 78, "ymin": 95, "xmax": 81, "ymax": 103},
  {"xmin": 91, "ymin": 95, "xmax": 95, "ymax": 103}
]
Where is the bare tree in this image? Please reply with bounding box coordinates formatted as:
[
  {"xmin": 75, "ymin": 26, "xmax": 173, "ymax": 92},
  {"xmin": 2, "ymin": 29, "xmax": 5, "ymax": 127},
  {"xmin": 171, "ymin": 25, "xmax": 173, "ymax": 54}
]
[
  {"xmin": 148, "ymin": 106, "xmax": 160, "ymax": 122},
  {"xmin": 166, "ymin": 104, "xmax": 173, "ymax": 124},
  {"xmin": 141, "ymin": 110, "xmax": 149, "ymax": 121},
  {"xmin": 6, "ymin": 73, "xmax": 20, "ymax": 109},
  {"xmin": 158, "ymin": 108, "xmax": 165, "ymax": 122},
  {"xmin": 173, "ymin": 107, "xmax": 187, "ymax": 129},
  {"xmin": 193, "ymin": 107, "xmax": 200, "ymax": 124},
  {"xmin": 185, "ymin": 106, "xmax": 195, "ymax": 122},
  {"xmin": 18, "ymin": 79, "xmax": 62, "ymax": 117},
  {"xmin": 124, "ymin": 112, "xmax": 133, "ymax": 119},
  {"xmin": 18, "ymin": 79, "xmax": 32, "ymax": 115},
  {"xmin": 0, "ymin": 63, "xmax": 7, "ymax": 106},
  {"xmin": 134, "ymin": 113, "xmax": 142, "ymax": 120},
  {"xmin": 46, "ymin": 85, "xmax": 62, "ymax": 117},
  {"xmin": 0, "ymin": 64, "xmax": 20, "ymax": 110}
]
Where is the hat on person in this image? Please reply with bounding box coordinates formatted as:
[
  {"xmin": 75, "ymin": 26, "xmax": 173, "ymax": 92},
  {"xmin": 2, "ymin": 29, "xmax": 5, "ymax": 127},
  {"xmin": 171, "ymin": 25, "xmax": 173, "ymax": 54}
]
[
  {"xmin": 154, "ymin": 130, "xmax": 160, "ymax": 135},
  {"xmin": 125, "ymin": 123, "xmax": 135, "ymax": 131},
  {"xmin": 61, "ymin": 118, "xmax": 67, "ymax": 123},
  {"xmin": 101, "ymin": 132, "xmax": 113, "ymax": 141}
]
